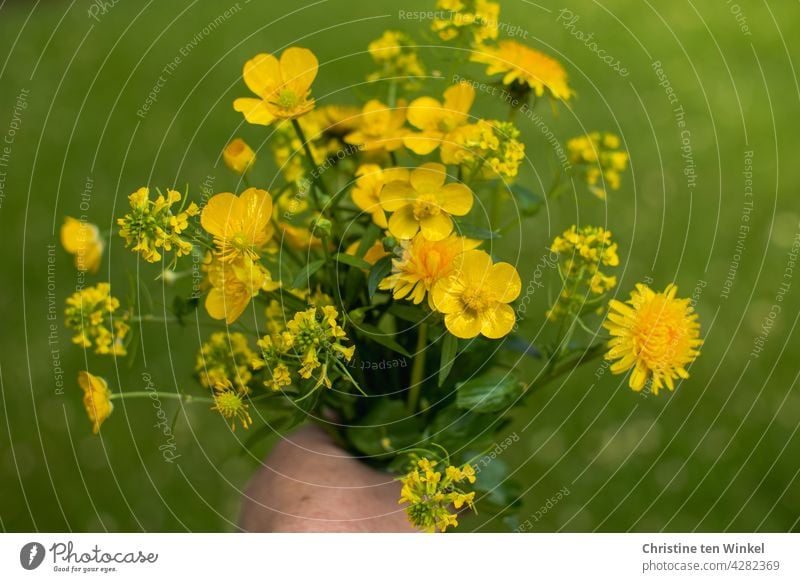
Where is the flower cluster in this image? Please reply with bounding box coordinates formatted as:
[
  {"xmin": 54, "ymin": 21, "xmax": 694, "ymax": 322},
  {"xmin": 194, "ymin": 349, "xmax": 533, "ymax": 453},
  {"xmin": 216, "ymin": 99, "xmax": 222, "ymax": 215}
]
[
  {"xmin": 195, "ymin": 332, "xmax": 258, "ymax": 392},
  {"xmin": 432, "ymin": 0, "xmax": 500, "ymax": 45},
  {"xmin": 604, "ymin": 283, "xmax": 702, "ymax": 394},
  {"xmin": 64, "ymin": 283, "xmax": 129, "ymax": 356},
  {"xmin": 567, "ymin": 132, "xmax": 629, "ymax": 199},
  {"xmin": 547, "ymin": 225, "xmax": 619, "ymax": 321},
  {"xmin": 117, "ymin": 187, "xmax": 199, "ymax": 263},
  {"xmin": 367, "ymin": 30, "xmax": 426, "ymax": 86},
  {"xmin": 441, "ymin": 119, "xmax": 525, "ymax": 180},
  {"xmin": 399, "ymin": 458, "xmax": 477, "ymax": 532}
]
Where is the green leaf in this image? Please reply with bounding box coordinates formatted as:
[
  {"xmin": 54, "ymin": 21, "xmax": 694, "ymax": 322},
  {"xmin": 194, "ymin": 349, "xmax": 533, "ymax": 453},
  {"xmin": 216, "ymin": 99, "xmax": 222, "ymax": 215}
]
[
  {"xmin": 509, "ymin": 184, "xmax": 543, "ymax": 217},
  {"xmin": 455, "ymin": 372, "xmax": 523, "ymax": 413},
  {"xmin": 347, "ymin": 400, "xmax": 423, "ymax": 457},
  {"xmin": 333, "ymin": 252, "xmax": 371, "ymax": 270},
  {"xmin": 455, "ymin": 221, "xmax": 500, "ymax": 240},
  {"xmin": 430, "ymin": 405, "xmax": 500, "ymax": 452},
  {"xmin": 388, "ymin": 303, "xmax": 425, "ymax": 323},
  {"xmin": 367, "ymin": 255, "xmax": 393, "ymax": 298},
  {"xmin": 356, "ymin": 223, "xmax": 382, "ymax": 256},
  {"xmin": 290, "ymin": 258, "xmax": 325, "ymax": 289},
  {"xmin": 356, "ymin": 323, "xmax": 411, "ymax": 358},
  {"xmin": 438, "ymin": 333, "xmax": 459, "ymax": 387}
]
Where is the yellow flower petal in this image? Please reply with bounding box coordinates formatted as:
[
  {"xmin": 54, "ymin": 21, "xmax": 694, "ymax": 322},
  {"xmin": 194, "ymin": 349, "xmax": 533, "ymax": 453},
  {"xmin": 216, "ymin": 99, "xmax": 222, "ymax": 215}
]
[
  {"xmin": 404, "ymin": 132, "xmax": 441, "ymax": 155},
  {"xmin": 480, "ymin": 303, "xmax": 516, "ymax": 339},
  {"xmin": 280, "ymin": 46, "xmax": 318, "ymax": 95},
  {"xmin": 380, "ymin": 180, "xmax": 416, "ymax": 212},
  {"xmin": 445, "ymin": 309, "xmax": 482, "ymax": 339},
  {"xmin": 439, "ymin": 183, "xmax": 473, "ymax": 216},
  {"xmin": 200, "ymin": 192, "xmax": 240, "ymax": 238},
  {"xmin": 407, "ymin": 96, "xmax": 444, "ymax": 131},
  {"xmin": 487, "ymin": 262, "xmax": 522, "ymax": 302},
  {"xmin": 388, "ymin": 205, "xmax": 420, "ymax": 239},
  {"xmin": 419, "ymin": 212, "xmax": 453, "ymax": 241},
  {"xmin": 242, "ymin": 53, "xmax": 281, "ymax": 97},
  {"xmin": 410, "ymin": 162, "xmax": 447, "ymax": 193},
  {"xmin": 233, "ymin": 97, "xmax": 276, "ymax": 126},
  {"xmin": 443, "ymin": 82, "xmax": 475, "ymax": 116}
]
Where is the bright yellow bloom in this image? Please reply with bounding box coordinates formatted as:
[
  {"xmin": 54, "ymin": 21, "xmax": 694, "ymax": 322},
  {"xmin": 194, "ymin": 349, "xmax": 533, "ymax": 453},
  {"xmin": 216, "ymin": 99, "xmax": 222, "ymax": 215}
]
[
  {"xmin": 203, "ymin": 254, "xmax": 280, "ymax": 324},
  {"xmin": 351, "ymin": 164, "xmax": 410, "ymax": 228},
  {"xmin": 64, "ymin": 283, "xmax": 129, "ymax": 356},
  {"xmin": 344, "ymin": 100, "xmax": 409, "ymax": 152},
  {"xmin": 60, "ymin": 217, "xmax": 104, "ymax": 273},
  {"xmin": 431, "ymin": 250, "xmax": 521, "ymax": 339},
  {"xmin": 223, "ymin": 138, "xmax": 256, "ymax": 174},
  {"xmin": 233, "ymin": 47, "xmax": 318, "ymax": 125},
  {"xmin": 432, "ymin": 0, "xmax": 500, "ymax": 45},
  {"xmin": 399, "ymin": 457, "xmax": 477, "ymax": 532},
  {"xmin": 78, "ymin": 371, "xmax": 113, "ymax": 434},
  {"xmin": 201, "ymin": 188, "xmax": 274, "ymax": 262},
  {"xmin": 379, "ymin": 233, "xmax": 480, "ymax": 306},
  {"xmin": 117, "ymin": 187, "xmax": 199, "ymax": 263},
  {"xmin": 548, "ymin": 225, "xmax": 619, "ymax": 320},
  {"xmin": 195, "ymin": 332, "xmax": 257, "ymax": 392},
  {"xmin": 266, "ymin": 363, "xmax": 292, "ymax": 392},
  {"xmin": 440, "ymin": 119, "xmax": 525, "ymax": 179},
  {"xmin": 471, "ymin": 40, "xmax": 573, "ymax": 101},
  {"xmin": 367, "ymin": 30, "xmax": 426, "ymax": 87},
  {"xmin": 211, "ymin": 379, "xmax": 252, "ymax": 431},
  {"xmin": 567, "ymin": 132, "xmax": 629, "ymax": 199},
  {"xmin": 380, "ymin": 163, "xmax": 474, "ymax": 241},
  {"xmin": 603, "ymin": 284, "xmax": 702, "ymax": 394},
  {"xmin": 404, "ymin": 83, "xmax": 475, "ymax": 155}
]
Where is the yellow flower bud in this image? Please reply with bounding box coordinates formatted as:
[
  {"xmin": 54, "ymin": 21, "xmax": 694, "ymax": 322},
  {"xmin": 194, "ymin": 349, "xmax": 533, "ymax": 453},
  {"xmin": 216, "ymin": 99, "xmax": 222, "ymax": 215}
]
[{"xmin": 223, "ymin": 138, "xmax": 256, "ymax": 174}]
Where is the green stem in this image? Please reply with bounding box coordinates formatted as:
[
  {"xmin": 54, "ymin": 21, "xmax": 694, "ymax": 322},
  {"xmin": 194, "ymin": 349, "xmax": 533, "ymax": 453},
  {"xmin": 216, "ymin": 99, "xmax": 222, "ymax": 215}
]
[
  {"xmin": 407, "ymin": 322, "xmax": 428, "ymax": 413},
  {"xmin": 109, "ymin": 391, "xmax": 214, "ymax": 404}
]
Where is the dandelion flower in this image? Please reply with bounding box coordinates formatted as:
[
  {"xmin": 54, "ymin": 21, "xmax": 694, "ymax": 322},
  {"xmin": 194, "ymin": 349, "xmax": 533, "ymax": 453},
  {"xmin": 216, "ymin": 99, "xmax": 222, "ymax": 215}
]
[
  {"xmin": 431, "ymin": 250, "xmax": 521, "ymax": 339},
  {"xmin": 471, "ymin": 40, "xmax": 573, "ymax": 101},
  {"xmin": 201, "ymin": 188, "xmax": 274, "ymax": 262},
  {"xmin": 380, "ymin": 162, "xmax": 474, "ymax": 241},
  {"xmin": 78, "ymin": 371, "xmax": 113, "ymax": 434},
  {"xmin": 223, "ymin": 138, "xmax": 256, "ymax": 174},
  {"xmin": 60, "ymin": 217, "xmax": 104, "ymax": 273},
  {"xmin": 603, "ymin": 283, "xmax": 702, "ymax": 394},
  {"xmin": 233, "ymin": 47, "xmax": 318, "ymax": 125}
]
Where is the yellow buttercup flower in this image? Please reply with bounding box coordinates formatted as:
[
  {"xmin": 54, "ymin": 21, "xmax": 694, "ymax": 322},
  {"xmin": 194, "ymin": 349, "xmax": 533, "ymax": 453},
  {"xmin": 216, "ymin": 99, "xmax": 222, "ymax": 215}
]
[
  {"xmin": 440, "ymin": 119, "xmax": 525, "ymax": 179},
  {"xmin": 201, "ymin": 188, "xmax": 274, "ymax": 262},
  {"xmin": 380, "ymin": 162, "xmax": 474, "ymax": 241},
  {"xmin": 117, "ymin": 187, "xmax": 199, "ymax": 263},
  {"xmin": 432, "ymin": 0, "xmax": 500, "ymax": 45},
  {"xmin": 471, "ymin": 40, "xmax": 573, "ymax": 101},
  {"xmin": 64, "ymin": 283, "xmax": 129, "ymax": 356},
  {"xmin": 60, "ymin": 217, "xmax": 104, "ymax": 273},
  {"xmin": 344, "ymin": 100, "xmax": 409, "ymax": 152},
  {"xmin": 195, "ymin": 331, "xmax": 257, "ymax": 392},
  {"xmin": 203, "ymin": 254, "xmax": 281, "ymax": 324},
  {"xmin": 379, "ymin": 233, "xmax": 480, "ymax": 306},
  {"xmin": 404, "ymin": 82, "xmax": 475, "ymax": 155},
  {"xmin": 431, "ymin": 250, "xmax": 521, "ymax": 339},
  {"xmin": 567, "ymin": 132, "xmax": 629, "ymax": 199},
  {"xmin": 399, "ymin": 457, "xmax": 477, "ymax": 532},
  {"xmin": 211, "ymin": 378, "xmax": 252, "ymax": 431},
  {"xmin": 603, "ymin": 284, "xmax": 702, "ymax": 394},
  {"xmin": 351, "ymin": 164, "xmax": 410, "ymax": 228},
  {"xmin": 223, "ymin": 138, "xmax": 256, "ymax": 174},
  {"xmin": 78, "ymin": 371, "xmax": 113, "ymax": 434},
  {"xmin": 233, "ymin": 47, "xmax": 318, "ymax": 125},
  {"xmin": 367, "ymin": 30, "xmax": 426, "ymax": 87}
]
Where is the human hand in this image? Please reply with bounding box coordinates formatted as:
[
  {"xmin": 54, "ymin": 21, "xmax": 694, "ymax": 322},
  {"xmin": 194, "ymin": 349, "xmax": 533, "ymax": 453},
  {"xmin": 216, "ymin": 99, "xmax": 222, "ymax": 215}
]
[{"xmin": 239, "ymin": 424, "xmax": 417, "ymax": 532}]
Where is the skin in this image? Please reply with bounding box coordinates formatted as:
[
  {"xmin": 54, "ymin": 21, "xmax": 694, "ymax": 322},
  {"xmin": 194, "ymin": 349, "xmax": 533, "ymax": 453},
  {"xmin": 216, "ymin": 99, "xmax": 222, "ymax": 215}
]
[{"xmin": 239, "ymin": 425, "xmax": 417, "ymax": 532}]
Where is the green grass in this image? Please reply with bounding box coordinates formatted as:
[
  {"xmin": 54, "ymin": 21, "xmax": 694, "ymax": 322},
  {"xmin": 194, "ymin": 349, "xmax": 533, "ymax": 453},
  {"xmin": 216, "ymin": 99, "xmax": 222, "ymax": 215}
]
[{"xmin": 1, "ymin": 0, "xmax": 798, "ymax": 532}]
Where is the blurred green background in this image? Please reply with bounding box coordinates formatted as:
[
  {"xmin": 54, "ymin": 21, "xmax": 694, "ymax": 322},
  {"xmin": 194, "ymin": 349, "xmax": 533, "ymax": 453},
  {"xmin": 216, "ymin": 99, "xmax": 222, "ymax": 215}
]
[{"xmin": 1, "ymin": 0, "xmax": 798, "ymax": 532}]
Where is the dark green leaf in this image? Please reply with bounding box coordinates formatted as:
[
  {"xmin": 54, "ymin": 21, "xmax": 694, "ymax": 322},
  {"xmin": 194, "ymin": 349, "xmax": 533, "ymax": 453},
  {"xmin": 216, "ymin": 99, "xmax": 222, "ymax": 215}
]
[
  {"xmin": 509, "ymin": 184, "xmax": 543, "ymax": 217},
  {"xmin": 347, "ymin": 399, "xmax": 422, "ymax": 457},
  {"xmin": 333, "ymin": 252, "xmax": 371, "ymax": 270},
  {"xmin": 290, "ymin": 258, "xmax": 325, "ymax": 289},
  {"xmin": 367, "ymin": 255, "xmax": 393, "ymax": 298},
  {"xmin": 438, "ymin": 333, "xmax": 459, "ymax": 387},
  {"xmin": 356, "ymin": 223, "xmax": 382, "ymax": 256},
  {"xmin": 455, "ymin": 221, "xmax": 500, "ymax": 240},
  {"xmin": 456, "ymin": 372, "xmax": 523, "ymax": 413},
  {"xmin": 388, "ymin": 303, "xmax": 425, "ymax": 323},
  {"xmin": 356, "ymin": 323, "xmax": 411, "ymax": 358}
]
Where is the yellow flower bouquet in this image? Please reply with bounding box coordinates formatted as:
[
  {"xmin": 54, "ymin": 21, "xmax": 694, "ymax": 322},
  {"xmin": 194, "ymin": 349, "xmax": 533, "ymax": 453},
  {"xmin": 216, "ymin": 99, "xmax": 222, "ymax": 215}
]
[{"xmin": 59, "ymin": 0, "xmax": 702, "ymax": 533}]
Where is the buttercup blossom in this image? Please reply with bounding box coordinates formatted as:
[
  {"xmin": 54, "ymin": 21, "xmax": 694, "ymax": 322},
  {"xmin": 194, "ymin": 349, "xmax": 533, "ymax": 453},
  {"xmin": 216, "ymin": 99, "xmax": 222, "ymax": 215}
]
[
  {"xmin": 567, "ymin": 132, "xmax": 629, "ymax": 199},
  {"xmin": 404, "ymin": 82, "xmax": 475, "ymax": 155},
  {"xmin": 440, "ymin": 119, "xmax": 525, "ymax": 179},
  {"xmin": 195, "ymin": 332, "xmax": 257, "ymax": 392},
  {"xmin": 78, "ymin": 371, "xmax": 114, "ymax": 434},
  {"xmin": 64, "ymin": 283, "xmax": 129, "ymax": 356},
  {"xmin": 344, "ymin": 100, "xmax": 409, "ymax": 152},
  {"xmin": 211, "ymin": 379, "xmax": 252, "ymax": 431},
  {"xmin": 380, "ymin": 163, "xmax": 474, "ymax": 241},
  {"xmin": 351, "ymin": 164, "xmax": 410, "ymax": 228},
  {"xmin": 379, "ymin": 233, "xmax": 480, "ymax": 306},
  {"xmin": 117, "ymin": 187, "xmax": 199, "ymax": 263},
  {"xmin": 367, "ymin": 30, "xmax": 426, "ymax": 86},
  {"xmin": 60, "ymin": 217, "xmax": 104, "ymax": 273},
  {"xmin": 201, "ymin": 188, "xmax": 274, "ymax": 262},
  {"xmin": 603, "ymin": 284, "xmax": 702, "ymax": 394},
  {"xmin": 399, "ymin": 458, "xmax": 477, "ymax": 532},
  {"xmin": 471, "ymin": 40, "xmax": 573, "ymax": 101},
  {"xmin": 223, "ymin": 138, "xmax": 256, "ymax": 174},
  {"xmin": 432, "ymin": 250, "xmax": 521, "ymax": 339},
  {"xmin": 432, "ymin": 0, "xmax": 500, "ymax": 45},
  {"xmin": 233, "ymin": 47, "xmax": 319, "ymax": 125},
  {"xmin": 203, "ymin": 254, "xmax": 281, "ymax": 324}
]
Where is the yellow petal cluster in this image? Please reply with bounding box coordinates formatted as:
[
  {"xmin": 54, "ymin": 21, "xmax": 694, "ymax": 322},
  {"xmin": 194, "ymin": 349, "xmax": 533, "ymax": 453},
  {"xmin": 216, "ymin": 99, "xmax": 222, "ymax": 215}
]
[
  {"xmin": 432, "ymin": 0, "xmax": 500, "ymax": 45},
  {"xmin": 367, "ymin": 30, "xmax": 426, "ymax": 86},
  {"xmin": 64, "ymin": 283, "xmax": 129, "ymax": 356},
  {"xmin": 567, "ymin": 132, "xmax": 629, "ymax": 199},
  {"xmin": 60, "ymin": 217, "xmax": 104, "ymax": 273},
  {"xmin": 440, "ymin": 119, "xmax": 525, "ymax": 179},
  {"xmin": 195, "ymin": 331, "xmax": 257, "ymax": 392},
  {"xmin": 399, "ymin": 457, "xmax": 477, "ymax": 532}
]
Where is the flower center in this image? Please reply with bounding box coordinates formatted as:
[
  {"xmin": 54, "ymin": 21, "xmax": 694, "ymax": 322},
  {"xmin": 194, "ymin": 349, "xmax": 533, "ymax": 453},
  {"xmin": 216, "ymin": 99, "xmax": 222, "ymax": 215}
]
[
  {"xmin": 278, "ymin": 88, "xmax": 299, "ymax": 109},
  {"xmin": 412, "ymin": 194, "xmax": 441, "ymax": 220},
  {"xmin": 461, "ymin": 287, "xmax": 492, "ymax": 312}
]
